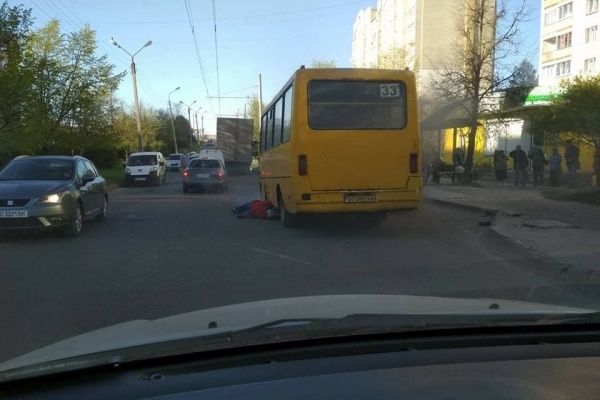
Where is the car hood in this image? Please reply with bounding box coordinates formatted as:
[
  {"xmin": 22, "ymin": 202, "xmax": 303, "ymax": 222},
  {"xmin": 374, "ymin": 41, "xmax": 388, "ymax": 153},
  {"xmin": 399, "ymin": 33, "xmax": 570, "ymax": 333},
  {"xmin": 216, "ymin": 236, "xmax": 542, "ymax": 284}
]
[
  {"xmin": 0, "ymin": 180, "xmax": 71, "ymax": 199},
  {"xmin": 0, "ymin": 294, "xmax": 593, "ymax": 373}
]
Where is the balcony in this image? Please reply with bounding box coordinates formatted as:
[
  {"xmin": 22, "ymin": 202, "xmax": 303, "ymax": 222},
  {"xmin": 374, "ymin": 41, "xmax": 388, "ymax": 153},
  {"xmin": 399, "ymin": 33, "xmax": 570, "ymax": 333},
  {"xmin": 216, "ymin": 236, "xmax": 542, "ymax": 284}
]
[{"xmin": 542, "ymin": 46, "xmax": 572, "ymax": 63}]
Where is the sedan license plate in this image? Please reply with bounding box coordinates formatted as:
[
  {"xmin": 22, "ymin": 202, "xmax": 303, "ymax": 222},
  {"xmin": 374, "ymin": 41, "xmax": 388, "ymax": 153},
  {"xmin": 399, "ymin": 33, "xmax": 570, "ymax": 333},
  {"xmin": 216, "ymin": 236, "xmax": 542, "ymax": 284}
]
[
  {"xmin": 134, "ymin": 177, "xmax": 146, "ymax": 181},
  {"xmin": 344, "ymin": 194, "xmax": 376, "ymax": 203},
  {"xmin": 0, "ymin": 210, "xmax": 28, "ymax": 218},
  {"xmin": 196, "ymin": 173, "xmax": 210, "ymax": 178}
]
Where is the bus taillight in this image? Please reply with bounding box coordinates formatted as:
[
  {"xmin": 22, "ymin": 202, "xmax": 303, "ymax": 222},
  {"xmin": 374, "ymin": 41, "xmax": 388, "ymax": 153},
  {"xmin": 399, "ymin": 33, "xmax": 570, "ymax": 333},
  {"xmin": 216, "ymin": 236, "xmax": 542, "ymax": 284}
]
[
  {"xmin": 298, "ymin": 155, "xmax": 308, "ymax": 176},
  {"xmin": 409, "ymin": 153, "xmax": 418, "ymax": 173}
]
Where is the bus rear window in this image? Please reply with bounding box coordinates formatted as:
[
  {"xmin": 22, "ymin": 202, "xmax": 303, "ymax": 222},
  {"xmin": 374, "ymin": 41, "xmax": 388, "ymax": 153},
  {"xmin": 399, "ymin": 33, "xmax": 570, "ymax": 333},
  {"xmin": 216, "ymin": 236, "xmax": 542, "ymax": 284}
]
[{"xmin": 308, "ymin": 80, "xmax": 407, "ymax": 130}]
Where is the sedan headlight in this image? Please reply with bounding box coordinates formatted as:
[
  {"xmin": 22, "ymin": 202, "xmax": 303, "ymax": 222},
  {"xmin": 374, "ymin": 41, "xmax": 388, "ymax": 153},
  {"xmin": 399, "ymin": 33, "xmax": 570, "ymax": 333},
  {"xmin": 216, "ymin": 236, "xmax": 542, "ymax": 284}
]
[
  {"xmin": 150, "ymin": 166, "xmax": 158, "ymax": 172},
  {"xmin": 125, "ymin": 167, "xmax": 131, "ymax": 174},
  {"xmin": 36, "ymin": 192, "xmax": 65, "ymax": 204}
]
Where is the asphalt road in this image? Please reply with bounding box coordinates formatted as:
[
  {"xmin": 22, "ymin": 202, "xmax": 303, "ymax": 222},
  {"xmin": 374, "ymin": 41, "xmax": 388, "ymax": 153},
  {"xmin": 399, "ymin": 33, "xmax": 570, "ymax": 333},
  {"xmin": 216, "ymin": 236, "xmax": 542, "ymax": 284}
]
[{"xmin": 1, "ymin": 171, "xmax": 598, "ymax": 363}]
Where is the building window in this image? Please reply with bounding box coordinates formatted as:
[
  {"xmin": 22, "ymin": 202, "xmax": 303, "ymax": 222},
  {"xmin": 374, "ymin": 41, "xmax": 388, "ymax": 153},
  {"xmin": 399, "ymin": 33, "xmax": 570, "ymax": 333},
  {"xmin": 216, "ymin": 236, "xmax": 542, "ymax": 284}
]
[
  {"xmin": 371, "ymin": 32, "xmax": 376, "ymax": 45},
  {"xmin": 557, "ymin": 32, "xmax": 572, "ymax": 49},
  {"xmin": 555, "ymin": 60, "xmax": 571, "ymax": 76},
  {"xmin": 587, "ymin": 0, "xmax": 599, "ymax": 14},
  {"xmin": 545, "ymin": 9, "xmax": 557, "ymax": 25},
  {"xmin": 542, "ymin": 65, "xmax": 555, "ymax": 78},
  {"xmin": 584, "ymin": 58, "xmax": 596, "ymax": 73},
  {"xmin": 559, "ymin": 2, "xmax": 573, "ymax": 19},
  {"xmin": 586, "ymin": 26, "xmax": 598, "ymax": 43}
]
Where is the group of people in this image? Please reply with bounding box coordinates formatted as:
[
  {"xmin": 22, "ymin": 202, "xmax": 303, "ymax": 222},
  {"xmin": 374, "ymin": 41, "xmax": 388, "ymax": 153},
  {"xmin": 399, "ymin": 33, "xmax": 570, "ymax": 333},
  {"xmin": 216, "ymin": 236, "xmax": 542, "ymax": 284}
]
[{"xmin": 493, "ymin": 140, "xmax": 580, "ymax": 188}]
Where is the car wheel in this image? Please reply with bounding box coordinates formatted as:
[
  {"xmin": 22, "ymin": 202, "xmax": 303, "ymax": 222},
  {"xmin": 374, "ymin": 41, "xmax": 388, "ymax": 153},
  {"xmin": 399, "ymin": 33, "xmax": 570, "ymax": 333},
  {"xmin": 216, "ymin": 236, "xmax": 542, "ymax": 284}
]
[
  {"xmin": 95, "ymin": 196, "xmax": 108, "ymax": 221},
  {"xmin": 278, "ymin": 192, "xmax": 296, "ymax": 228},
  {"xmin": 64, "ymin": 204, "xmax": 83, "ymax": 237},
  {"xmin": 183, "ymin": 185, "xmax": 190, "ymax": 194}
]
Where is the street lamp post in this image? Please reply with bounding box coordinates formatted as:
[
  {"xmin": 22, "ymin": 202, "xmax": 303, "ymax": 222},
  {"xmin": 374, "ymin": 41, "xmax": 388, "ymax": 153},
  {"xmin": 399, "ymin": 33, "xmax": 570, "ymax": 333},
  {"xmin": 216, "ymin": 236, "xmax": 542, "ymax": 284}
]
[
  {"xmin": 110, "ymin": 37, "xmax": 152, "ymax": 152},
  {"xmin": 201, "ymin": 110, "xmax": 207, "ymax": 139},
  {"xmin": 193, "ymin": 106, "xmax": 202, "ymax": 142},
  {"xmin": 168, "ymin": 87, "xmax": 180, "ymax": 153},
  {"xmin": 180, "ymin": 100, "xmax": 196, "ymax": 150}
]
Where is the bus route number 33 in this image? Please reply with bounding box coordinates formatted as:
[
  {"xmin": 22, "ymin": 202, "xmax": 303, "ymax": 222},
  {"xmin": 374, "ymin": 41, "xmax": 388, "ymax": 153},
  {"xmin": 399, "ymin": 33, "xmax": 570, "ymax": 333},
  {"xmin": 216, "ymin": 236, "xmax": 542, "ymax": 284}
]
[{"xmin": 380, "ymin": 83, "xmax": 400, "ymax": 98}]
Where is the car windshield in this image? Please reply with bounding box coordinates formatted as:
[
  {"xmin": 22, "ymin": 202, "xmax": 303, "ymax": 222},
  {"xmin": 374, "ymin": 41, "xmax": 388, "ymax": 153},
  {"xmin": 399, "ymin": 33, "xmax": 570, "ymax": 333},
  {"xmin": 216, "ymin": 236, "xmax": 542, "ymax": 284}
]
[
  {"xmin": 2, "ymin": 0, "xmax": 600, "ymax": 383},
  {"xmin": 0, "ymin": 159, "xmax": 73, "ymax": 181},
  {"xmin": 189, "ymin": 159, "xmax": 220, "ymax": 168},
  {"xmin": 127, "ymin": 155, "xmax": 158, "ymax": 166}
]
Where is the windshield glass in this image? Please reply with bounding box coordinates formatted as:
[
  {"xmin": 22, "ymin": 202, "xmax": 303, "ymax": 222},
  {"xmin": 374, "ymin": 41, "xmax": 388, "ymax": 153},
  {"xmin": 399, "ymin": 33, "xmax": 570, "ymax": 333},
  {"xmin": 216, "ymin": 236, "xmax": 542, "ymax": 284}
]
[
  {"xmin": 0, "ymin": 159, "xmax": 73, "ymax": 181},
  {"xmin": 308, "ymin": 80, "xmax": 407, "ymax": 130},
  {"xmin": 127, "ymin": 155, "xmax": 158, "ymax": 166},
  {"xmin": 189, "ymin": 159, "xmax": 220, "ymax": 168},
  {"xmin": 2, "ymin": 0, "xmax": 599, "ymax": 383}
]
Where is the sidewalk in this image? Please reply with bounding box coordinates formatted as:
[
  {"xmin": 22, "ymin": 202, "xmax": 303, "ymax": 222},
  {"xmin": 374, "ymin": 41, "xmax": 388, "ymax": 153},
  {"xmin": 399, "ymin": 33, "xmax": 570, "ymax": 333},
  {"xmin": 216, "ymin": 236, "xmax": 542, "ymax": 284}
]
[{"xmin": 423, "ymin": 175, "xmax": 600, "ymax": 281}]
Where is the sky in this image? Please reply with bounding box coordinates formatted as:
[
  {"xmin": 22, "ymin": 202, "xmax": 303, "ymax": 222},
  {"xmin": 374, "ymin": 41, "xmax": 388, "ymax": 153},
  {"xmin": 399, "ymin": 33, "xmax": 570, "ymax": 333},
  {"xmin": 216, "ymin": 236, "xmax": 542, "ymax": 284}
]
[{"xmin": 12, "ymin": 0, "xmax": 540, "ymax": 135}]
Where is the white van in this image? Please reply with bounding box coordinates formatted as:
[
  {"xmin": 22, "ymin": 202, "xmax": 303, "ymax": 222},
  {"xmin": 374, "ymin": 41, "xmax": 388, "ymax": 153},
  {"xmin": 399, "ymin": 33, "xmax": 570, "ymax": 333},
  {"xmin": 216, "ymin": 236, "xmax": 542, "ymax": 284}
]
[
  {"xmin": 124, "ymin": 152, "xmax": 166, "ymax": 186},
  {"xmin": 198, "ymin": 149, "xmax": 225, "ymax": 168}
]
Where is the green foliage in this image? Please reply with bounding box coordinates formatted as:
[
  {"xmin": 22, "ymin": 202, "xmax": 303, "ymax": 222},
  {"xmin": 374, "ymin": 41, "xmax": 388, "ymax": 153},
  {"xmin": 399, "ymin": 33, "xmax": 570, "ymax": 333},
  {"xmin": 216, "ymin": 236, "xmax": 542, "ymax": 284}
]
[
  {"xmin": 246, "ymin": 95, "xmax": 264, "ymax": 141},
  {"xmin": 538, "ymin": 75, "xmax": 600, "ymax": 156},
  {"xmin": 508, "ymin": 59, "xmax": 537, "ymax": 88},
  {"xmin": 309, "ymin": 59, "xmax": 336, "ymax": 68}
]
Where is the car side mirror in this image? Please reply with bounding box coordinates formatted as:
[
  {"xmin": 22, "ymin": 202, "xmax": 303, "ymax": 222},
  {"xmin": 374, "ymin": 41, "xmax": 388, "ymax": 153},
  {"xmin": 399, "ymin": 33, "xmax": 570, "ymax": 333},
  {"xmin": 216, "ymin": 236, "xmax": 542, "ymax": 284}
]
[{"xmin": 81, "ymin": 174, "xmax": 95, "ymax": 185}]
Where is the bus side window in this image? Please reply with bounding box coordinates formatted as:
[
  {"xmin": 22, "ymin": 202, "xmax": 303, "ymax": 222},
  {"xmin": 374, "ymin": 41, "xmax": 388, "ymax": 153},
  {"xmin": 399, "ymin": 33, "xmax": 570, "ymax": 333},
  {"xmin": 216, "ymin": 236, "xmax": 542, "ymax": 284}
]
[
  {"xmin": 267, "ymin": 108, "xmax": 275, "ymax": 150},
  {"xmin": 282, "ymin": 86, "xmax": 292, "ymax": 143},
  {"xmin": 273, "ymin": 97, "xmax": 283, "ymax": 148},
  {"xmin": 261, "ymin": 114, "xmax": 268, "ymax": 151}
]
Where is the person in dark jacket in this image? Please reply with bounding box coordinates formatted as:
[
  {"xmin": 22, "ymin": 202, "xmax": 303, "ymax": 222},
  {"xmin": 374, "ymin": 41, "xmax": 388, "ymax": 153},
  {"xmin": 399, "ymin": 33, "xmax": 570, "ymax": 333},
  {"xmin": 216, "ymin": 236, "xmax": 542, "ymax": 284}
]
[
  {"xmin": 493, "ymin": 150, "xmax": 508, "ymax": 186},
  {"xmin": 548, "ymin": 147, "xmax": 562, "ymax": 187},
  {"xmin": 509, "ymin": 145, "xmax": 529, "ymax": 187},
  {"xmin": 528, "ymin": 145, "xmax": 547, "ymax": 186},
  {"xmin": 564, "ymin": 140, "xmax": 580, "ymax": 188}
]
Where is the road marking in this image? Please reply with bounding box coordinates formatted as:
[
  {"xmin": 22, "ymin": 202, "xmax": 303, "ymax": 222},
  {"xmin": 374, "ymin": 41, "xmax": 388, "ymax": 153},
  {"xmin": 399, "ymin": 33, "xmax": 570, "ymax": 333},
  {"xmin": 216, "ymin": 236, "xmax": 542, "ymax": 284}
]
[{"xmin": 249, "ymin": 247, "xmax": 311, "ymax": 265}]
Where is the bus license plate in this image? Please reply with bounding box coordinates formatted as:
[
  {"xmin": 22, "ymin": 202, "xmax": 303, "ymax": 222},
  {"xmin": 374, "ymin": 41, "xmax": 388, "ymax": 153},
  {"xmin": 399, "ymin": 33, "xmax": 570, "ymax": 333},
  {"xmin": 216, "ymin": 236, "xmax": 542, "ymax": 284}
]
[{"xmin": 344, "ymin": 194, "xmax": 376, "ymax": 203}]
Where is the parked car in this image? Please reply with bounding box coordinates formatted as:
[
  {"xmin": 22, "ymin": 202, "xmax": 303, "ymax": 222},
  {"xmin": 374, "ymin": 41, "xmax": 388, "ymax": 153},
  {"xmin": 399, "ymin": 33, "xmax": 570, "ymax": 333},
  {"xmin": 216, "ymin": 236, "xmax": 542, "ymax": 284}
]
[
  {"xmin": 0, "ymin": 155, "xmax": 108, "ymax": 237},
  {"xmin": 166, "ymin": 154, "xmax": 182, "ymax": 171},
  {"xmin": 182, "ymin": 158, "xmax": 228, "ymax": 193},
  {"xmin": 123, "ymin": 152, "xmax": 166, "ymax": 186}
]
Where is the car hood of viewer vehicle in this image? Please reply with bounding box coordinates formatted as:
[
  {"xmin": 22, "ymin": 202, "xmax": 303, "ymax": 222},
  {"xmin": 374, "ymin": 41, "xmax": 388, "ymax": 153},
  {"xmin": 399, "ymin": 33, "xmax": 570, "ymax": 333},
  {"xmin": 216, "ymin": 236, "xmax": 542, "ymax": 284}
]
[
  {"xmin": 0, "ymin": 180, "xmax": 71, "ymax": 199},
  {"xmin": 0, "ymin": 294, "xmax": 593, "ymax": 374}
]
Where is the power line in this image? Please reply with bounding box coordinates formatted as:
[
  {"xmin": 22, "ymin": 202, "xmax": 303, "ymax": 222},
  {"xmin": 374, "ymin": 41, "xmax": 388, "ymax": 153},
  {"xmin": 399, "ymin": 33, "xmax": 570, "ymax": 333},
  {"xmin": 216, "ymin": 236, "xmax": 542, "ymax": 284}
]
[
  {"xmin": 183, "ymin": 0, "xmax": 215, "ymax": 116},
  {"xmin": 41, "ymin": 0, "xmax": 164, "ymax": 104},
  {"xmin": 220, "ymin": 85, "xmax": 258, "ymax": 96},
  {"xmin": 211, "ymin": 0, "xmax": 221, "ymax": 114}
]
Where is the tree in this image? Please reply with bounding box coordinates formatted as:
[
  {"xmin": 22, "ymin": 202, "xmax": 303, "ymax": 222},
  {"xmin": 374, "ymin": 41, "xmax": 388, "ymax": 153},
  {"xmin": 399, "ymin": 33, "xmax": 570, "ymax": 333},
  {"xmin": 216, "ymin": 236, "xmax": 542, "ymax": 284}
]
[
  {"xmin": 508, "ymin": 59, "xmax": 537, "ymax": 88},
  {"xmin": 246, "ymin": 95, "xmax": 264, "ymax": 141},
  {"xmin": 310, "ymin": 59, "xmax": 336, "ymax": 68},
  {"xmin": 0, "ymin": 2, "xmax": 34, "ymax": 159},
  {"xmin": 430, "ymin": 0, "xmax": 533, "ymax": 182},
  {"xmin": 371, "ymin": 45, "xmax": 419, "ymax": 71},
  {"xmin": 22, "ymin": 19, "xmax": 125, "ymax": 154},
  {"xmin": 538, "ymin": 75, "xmax": 600, "ymax": 174}
]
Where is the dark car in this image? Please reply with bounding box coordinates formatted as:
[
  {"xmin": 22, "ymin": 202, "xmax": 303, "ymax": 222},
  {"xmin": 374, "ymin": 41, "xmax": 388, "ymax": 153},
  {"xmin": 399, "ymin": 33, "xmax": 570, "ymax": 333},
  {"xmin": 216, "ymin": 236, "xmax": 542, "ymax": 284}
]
[
  {"xmin": 182, "ymin": 158, "xmax": 228, "ymax": 193},
  {"xmin": 0, "ymin": 156, "xmax": 108, "ymax": 237}
]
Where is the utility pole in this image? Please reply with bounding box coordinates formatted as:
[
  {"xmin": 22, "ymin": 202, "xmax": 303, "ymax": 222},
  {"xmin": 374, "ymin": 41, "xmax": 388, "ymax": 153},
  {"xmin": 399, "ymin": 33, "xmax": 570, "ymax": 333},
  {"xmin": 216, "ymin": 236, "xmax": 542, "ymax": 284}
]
[
  {"xmin": 168, "ymin": 87, "xmax": 180, "ymax": 153},
  {"xmin": 201, "ymin": 113, "xmax": 205, "ymax": 138},
  {"xmin": 195, "ymin": 113, "xmax": 199, "ymax": 141},
  {"xmin": 188, "ymin": 106, "xmax": 193, "ymax": 147},
  {"xmin": 258, "ymin": 73, "xmax": 263, "ymax": 129},
  {"xmin": 244, "ymin": 95, "xmax": 248, "ymax": 118}
]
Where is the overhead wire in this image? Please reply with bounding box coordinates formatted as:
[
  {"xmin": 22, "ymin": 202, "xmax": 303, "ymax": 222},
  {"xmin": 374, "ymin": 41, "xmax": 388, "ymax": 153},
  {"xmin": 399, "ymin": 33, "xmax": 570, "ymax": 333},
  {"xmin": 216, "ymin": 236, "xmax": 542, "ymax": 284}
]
[
  {"xmin": 183, "ymin": 0, "xmax": 215, "ymax": 116},
  {"xmin": 211, "ymin": 0, "xmax": 222, "ymax": 114},
  {"xmin": 40, "ymin": 0, "xmax": 164, "ymax": 104}
]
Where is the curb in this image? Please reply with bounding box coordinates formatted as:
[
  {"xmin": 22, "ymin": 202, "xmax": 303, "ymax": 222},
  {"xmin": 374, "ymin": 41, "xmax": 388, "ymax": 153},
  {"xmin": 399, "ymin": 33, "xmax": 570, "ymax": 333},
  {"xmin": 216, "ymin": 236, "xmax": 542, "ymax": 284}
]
[{"xmin": 424, "ymin": 197, "xmax": 498, "ymax": 214}]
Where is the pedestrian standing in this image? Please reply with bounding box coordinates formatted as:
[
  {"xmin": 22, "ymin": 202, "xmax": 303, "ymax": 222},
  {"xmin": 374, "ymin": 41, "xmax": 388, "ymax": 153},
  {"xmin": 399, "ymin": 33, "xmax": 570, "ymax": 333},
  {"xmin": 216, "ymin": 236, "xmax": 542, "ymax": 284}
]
[
  {"xmin": 528, "ymin": 145, "xmax": 547, "ymax": 186},
  {"xmin": 548, "ymin": 147, "xmax": 562, "ymax": 187},
  {"xmin": 564, "ymin": 140, "xmax": 580, "ymax": 188},
  {"xmin": 493, "ymin": 150, "xmax": 508, "ymax": 186},
  {"xmin": 180, "ymin": 149, "xmax": 190, "ymax": 175},
  {"xmin": 509, "ymin": 145, "xmax": 529, "ymax": 187}
]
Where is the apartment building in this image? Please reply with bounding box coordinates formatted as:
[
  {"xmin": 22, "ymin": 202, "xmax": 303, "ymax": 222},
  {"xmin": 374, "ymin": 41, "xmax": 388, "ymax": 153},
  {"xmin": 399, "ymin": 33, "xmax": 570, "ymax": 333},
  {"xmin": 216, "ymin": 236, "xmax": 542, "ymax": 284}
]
[
  {"xmin": 351, "ymin": 0, "xmax": 473, "ymax": 94},
  {"xmin": 539, "ymin": 0, "xmax": 600, "ymax": 86}
]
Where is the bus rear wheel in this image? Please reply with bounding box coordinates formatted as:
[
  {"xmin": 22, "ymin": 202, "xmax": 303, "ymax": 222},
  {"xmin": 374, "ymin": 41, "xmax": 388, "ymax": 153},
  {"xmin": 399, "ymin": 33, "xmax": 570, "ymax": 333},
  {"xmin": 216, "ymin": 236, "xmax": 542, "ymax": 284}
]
[{"xmin": 278, "ymin": 192, "xmax": 296, "ymax": 228}]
